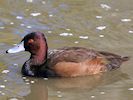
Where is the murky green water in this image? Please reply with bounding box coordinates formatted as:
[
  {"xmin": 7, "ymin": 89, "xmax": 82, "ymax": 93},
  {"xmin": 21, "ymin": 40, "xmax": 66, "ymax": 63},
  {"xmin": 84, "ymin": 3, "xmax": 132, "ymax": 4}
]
[{"xmin": 0, "ymin": 0, "xmax": 133, "ymax": 100}]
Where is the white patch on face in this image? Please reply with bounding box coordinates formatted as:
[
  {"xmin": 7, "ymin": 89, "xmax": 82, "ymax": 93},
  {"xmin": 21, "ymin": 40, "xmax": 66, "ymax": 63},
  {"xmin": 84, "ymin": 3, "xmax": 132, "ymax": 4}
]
[{"xmin": 7, "ymin": 41, "xmax": 25, "ymax": 53}]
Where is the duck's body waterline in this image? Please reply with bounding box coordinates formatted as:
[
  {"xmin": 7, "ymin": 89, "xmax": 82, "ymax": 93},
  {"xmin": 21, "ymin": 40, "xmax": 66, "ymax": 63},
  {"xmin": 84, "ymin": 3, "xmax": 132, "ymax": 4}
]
[{"xmin": 6, "ymin": 32, "xmax": 129, "ymax": 77}]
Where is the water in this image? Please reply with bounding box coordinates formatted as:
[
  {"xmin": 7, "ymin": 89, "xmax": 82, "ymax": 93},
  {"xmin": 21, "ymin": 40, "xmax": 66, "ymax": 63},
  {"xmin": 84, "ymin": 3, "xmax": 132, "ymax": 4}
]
[{"xmin": 0, "ymin": 0, "xmax": 133, "ymax": 100}]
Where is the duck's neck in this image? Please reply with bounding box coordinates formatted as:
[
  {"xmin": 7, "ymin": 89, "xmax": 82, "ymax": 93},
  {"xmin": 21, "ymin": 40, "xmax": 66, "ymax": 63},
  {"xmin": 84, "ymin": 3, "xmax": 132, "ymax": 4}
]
[{"xmin": 30, "ymin": 42, "xmax": 48, "ymax": 66}]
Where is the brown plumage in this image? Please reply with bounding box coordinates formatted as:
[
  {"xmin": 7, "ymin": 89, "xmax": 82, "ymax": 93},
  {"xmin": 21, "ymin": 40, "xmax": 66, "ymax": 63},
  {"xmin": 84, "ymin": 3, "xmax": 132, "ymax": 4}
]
[
  {"xmin": 6, "ymin": 32, "xmax": 130, "ymax": 77},
  {"xmin": 45, "ymin": 47, "xmax": 129, "ymax": 77}
]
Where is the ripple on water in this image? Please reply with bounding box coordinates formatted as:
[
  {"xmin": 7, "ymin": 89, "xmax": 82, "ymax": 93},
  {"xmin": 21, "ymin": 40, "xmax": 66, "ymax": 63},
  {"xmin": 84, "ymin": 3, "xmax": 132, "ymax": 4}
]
[
  {"xmin": 0, "ymin": 85, "xmax": 5, "ymax": 88},
  {"xmin": 100, "ymin": 4, "xmax": 111, "ymax": 10},
  {"xmin": 1, "ymin": 70, "xmax": 10, "ymax": 74},
  {"xmin": 16, "ymin": 16, "xmax": 23, "ymax": 20},
  {"xmin": 20, "ymin": 24, "xmax": 25, "ymax": 26},
  {"xmin": 8, "ymin": 97, "xmax": 19, "ymax": 100},
  {"xmin": 129, "ymin": 30, "xmax": 133, "ymax": 33},
  {"xmin": 0, "ymin": 27, "xmax": 5, "ymax": 29},
  {"xmin": 57, "ymin": 94, "xmax": 63, "ymax": 98},
  {"xmin": 91, "ymin": 95, "xmax": 95, "ymax": 98},
  {"xmin": 26, "ymin": 82, "xmax": 30, "ymax": 85},
  {"xmin": 57, "ymin": 91, "xmax": 61, "ymax": 94},
  {"xmin": 99, "ymin": 34, "xmax": 104, "ymax": 38},
  {"xmin": 42, "ymin": 1, "xmax": 46, "ymax": 4},
  {"xmin": 121, "ymin": 19, "xmax": 132, "ymax": 22},
  {"xmin": 100, "ymin": 92, "xmax": 105, "ymax": 95},
  {"xmin": 128, "ymin": 88, "xmax": 133, "ymax": 91},
  {"xmin": 96, "ymin": 16, "xmax": 103, "ymax": 19},
  {"xmin": 59, "ymin": 33, "xmax": 73, "ymax": 36},
  {"xmin": 30, "ymin": 81, "xmax": 35, "ymax": 84},
  {"xmin": 79, "ymin": 36, "xmax": 88, "ymax": 39},
  {"xmin": 49, "ymin": 14, "xmax": 53, "ymax": 17},
  {"xmin": 43, "ymin": 78, "xmax": 48, "ymax": 80},
  {"xmin": 30, "ymin": 13, "xmax": 41, "ymax": 17},
  {"xmin": 1, "ymin": 92, "xmax": 5, "ymax": 95},
  {"xmin": 48, "ymin": 31, "xmax": 52, "ymax": 33},
  {"xmin": 10, "ymin": 22, "xmax": 14, "ymax": 25},
  {"xmin": 22, "ymin": 77, "xmax": 27, "ymax": 80},
  {"xmin": 66, "ymin": 29, "xmax": 71, "ymax": 31},
  {"xmin": 74, "ymin": 41, "xmax": 79, "ymax": 44},
  {"xmin": 4, "ymin": 80, "xmax": 7, "ymax": 82},
  {"xmin": 26, "ymin": 26, "xmax": 32, "ymax": 29},
  {"xmin": 96, "ymin": 26, "xmax": 106, "ymax": 30},
  {"xmin": 25, "ymin": 79, "xmax": 29, "ymax": 82},
  {"xmin": 13, "ymin": 63, "xmax": 18, "ymax": 67},
  {"xmin": 26, "ymin": 0, "xmax": 33, "ymax": 3}
]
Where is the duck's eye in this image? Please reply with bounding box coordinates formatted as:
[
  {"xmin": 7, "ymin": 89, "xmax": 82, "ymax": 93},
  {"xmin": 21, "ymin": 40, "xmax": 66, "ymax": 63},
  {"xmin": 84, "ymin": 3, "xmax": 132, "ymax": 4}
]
[{"xmin": 28, "ymin": 39, "xmax": 34, "ymax": 44}]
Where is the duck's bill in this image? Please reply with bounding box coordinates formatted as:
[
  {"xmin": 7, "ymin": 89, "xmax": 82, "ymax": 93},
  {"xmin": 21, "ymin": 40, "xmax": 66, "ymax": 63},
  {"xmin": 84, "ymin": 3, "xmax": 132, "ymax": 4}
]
[{"xmin": 6, "ymin": 41, "xmax": 25, "ymax": 53}]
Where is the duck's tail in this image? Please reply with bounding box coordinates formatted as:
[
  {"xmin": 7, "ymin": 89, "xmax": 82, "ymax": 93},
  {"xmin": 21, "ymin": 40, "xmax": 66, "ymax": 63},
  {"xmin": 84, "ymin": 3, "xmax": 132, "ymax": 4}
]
[
  {"xmin": 121, "ymin": 56, "xmax": 130, "ymax": 62},
  {"xmin": 98, "ymin": 51, "xmax": 130, "ymax": 70}
]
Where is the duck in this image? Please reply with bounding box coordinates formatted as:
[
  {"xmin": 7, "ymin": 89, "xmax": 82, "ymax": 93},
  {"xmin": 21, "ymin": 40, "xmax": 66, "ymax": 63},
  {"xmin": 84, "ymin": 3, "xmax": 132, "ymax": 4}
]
[{"xmin": 6, "ymin": 32, "xmax": 130, "ymax": 77}]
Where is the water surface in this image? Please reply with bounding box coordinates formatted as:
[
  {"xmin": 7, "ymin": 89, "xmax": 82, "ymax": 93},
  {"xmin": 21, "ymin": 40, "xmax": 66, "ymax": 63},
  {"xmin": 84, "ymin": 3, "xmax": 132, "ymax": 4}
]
[{"xmin": 0, "ymin": 0, "xmax": 133, "ymax": 100}]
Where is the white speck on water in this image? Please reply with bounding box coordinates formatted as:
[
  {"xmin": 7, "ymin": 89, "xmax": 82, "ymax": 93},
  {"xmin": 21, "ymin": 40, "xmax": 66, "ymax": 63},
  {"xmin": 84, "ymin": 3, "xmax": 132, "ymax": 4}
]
[
  {"xmin": 26, "ymin": 9, "xmax": 30, "ymax": 11},
  {"xmin": 22, "ymin": 77, "xmax": 27, "ymax": 79},
  {"xmin": 100, "ymin": 4, "xmax": 111, "ymax": 10},
  {"xmin": 2, "ymin": 70, "xmax": 10, "ymax": 74},
  {"xmin": 60, "ymin": 33, "xmax": 73, "ymax": 36},
  {"xmin": 79, "ymin": 36, "xmax": 88, "ymax": 39},
  {"xmin": 99, "ymin": 34, "xmax": 104, "ymax": 38},
  {"xmin": 129, "ymin": 30, "xmax": 133, "ymax": 33},
  {"xmin": 13, "ymin": 44, "xmax": 17, "ymax": 46},
  {"xmin": 66, "ymin": 28, "xmax": 71, "ymax": 31},
  {"xmin": 0, "ymin": 85, "xmax": 5, "ymax": 88},
  {"xmin": 1, "ymin": 92, "xmax": 5, "ymax": 95},
  {"xmin": 57, "ymin": 91, "xmax": 61, "ymax": 94},
  {"xmin": 49, "ymin": 14, "xmax": 53, "ymax": 17},
  {"xmin": 121, "ymin": 19, "xmax": 132, "ymax": 22},
  {"xmin": 10, "ymin": 22, "xmax": 14, "ymax": 25},
  {"xmin": 13, "ymin": 63, "xmax": 18, "ymax": 67},
  {"xmin": 100, "ymin": 92, "xmax": 105, "ymax": 94},
  {"xmin": 25, "ymin": 79, "xmax": 29, "ymax": 82},
  {"xmin": 42, "ymin": 1, "xmax": 46, "ymax": 4},
  {"xmin": 26, "ymin": 0, "xmax": 33, "ymax": 3},
  {"xmin": 44, "ymin": 78, "xmax": 48, "ymax": 80},
  {"xmin": 91, "ymin": 95, "xmax": 95, "ymax": 98},
  {"xmin": 128, "ymin": 88, "xmax": 133, "ymax": 91},
  {"xmin": 48, "ymin": 31, "xmax": 52, "ymax": 33},
  {"xmin": 96, "ymin": 26, "xmax": 106, "ymax": 30},
  {"xmin": 26, "ymin": 26, "xmax": 32, "ymax": 28},
  {"xmin": 9, "ymin": 98, "xmax": 18, "ymax": 100},
  {"xmin": 96, "ymin": 16, "xmax": 102, "ymax": 19},
  {"xmin": 0, "ymin": 91, "xmax": 2, "ymax": 93},
  {"xmin": 30, "ymin": 12, "xmax": 41, "ymax": 16},
  {"xmin": 20, "ymin": 24, "xmax": 25, "ymax": 26},
  {"xmin": 26, "ymin": 82, "xmax": 30, "ymax": 85},
  {"xmin": 115, "ymin": 9, "xmax": 119, "ymax": 11},
  {"xmin": 0, "ymin": 27, "xmax": 5, "ymax": 29},
  {"xmin": 30, "ymin": 81, "xmax": 35, "ymax": 84},
  {"xmin": 74, "ymin": 41, "xmax": 79, "ymax": 44},
  {"xmin": 4, "ymin": 80, "xmax": 7, "ymax": 82},
  {"xmin": 16, "ymin": 16, "xmax": 23, "ymax": 20},
  {"xmin": 57, "ymin": 94, "xmax": 63, "ymax": 98}
]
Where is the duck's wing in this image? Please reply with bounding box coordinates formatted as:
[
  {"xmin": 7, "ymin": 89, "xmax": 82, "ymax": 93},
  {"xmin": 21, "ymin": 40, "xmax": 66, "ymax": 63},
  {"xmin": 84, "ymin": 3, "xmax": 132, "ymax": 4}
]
[{"xmin": 47, "ymin": 47, "xmax": 101, "ymax": 67}]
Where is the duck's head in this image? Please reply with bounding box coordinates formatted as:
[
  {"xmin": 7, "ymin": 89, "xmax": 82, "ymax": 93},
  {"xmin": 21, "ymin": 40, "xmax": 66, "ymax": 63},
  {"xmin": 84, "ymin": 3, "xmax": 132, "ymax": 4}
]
[
  {"xmin": 6, "ymin": 32, "xmax": 48, "ymax": 55},
  {"xmin": 6, "ymin": 32, "xmax": 48, "ymax": 76}
]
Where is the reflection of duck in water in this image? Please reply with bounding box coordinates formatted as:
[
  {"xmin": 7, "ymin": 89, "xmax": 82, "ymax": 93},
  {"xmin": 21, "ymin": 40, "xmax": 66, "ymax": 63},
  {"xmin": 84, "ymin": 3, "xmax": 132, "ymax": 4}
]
[
  {"xmin": 6, "ymin": 32, "xmax": 130, "ymax": 77},
  {"xmin": 45, "ymin": 70, "xmax": 129, "ymax": 91}
]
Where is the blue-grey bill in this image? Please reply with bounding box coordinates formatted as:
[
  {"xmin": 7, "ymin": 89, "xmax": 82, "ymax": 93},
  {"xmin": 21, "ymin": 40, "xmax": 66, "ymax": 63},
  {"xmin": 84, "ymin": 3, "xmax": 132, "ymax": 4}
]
[{"xmin": 7, "ymin": 41, "xmax": 25, "ymax": 53}]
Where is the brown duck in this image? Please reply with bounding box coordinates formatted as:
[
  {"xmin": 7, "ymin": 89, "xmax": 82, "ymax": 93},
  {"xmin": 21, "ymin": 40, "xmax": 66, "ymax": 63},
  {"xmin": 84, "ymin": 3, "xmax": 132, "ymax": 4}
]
[{"xmin": 6, "ymin": 32, "xmax": 129, "ymax": 77}]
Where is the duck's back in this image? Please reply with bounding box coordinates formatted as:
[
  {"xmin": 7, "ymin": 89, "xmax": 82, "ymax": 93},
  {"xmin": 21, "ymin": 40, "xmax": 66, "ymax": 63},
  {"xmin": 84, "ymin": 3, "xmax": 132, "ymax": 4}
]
[{"xmin": 45, "ymin": 47, "xmax": 129, "ymax": 77}]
